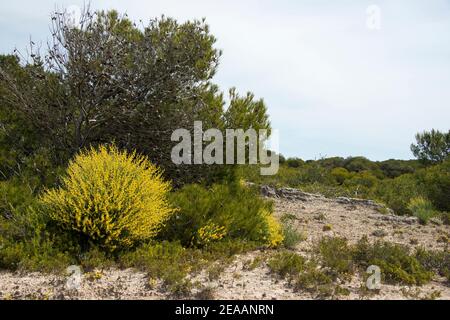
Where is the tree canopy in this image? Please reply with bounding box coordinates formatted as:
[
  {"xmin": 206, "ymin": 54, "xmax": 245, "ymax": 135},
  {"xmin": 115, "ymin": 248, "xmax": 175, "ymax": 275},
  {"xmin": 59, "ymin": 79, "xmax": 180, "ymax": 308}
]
[{"xmin": 0, "ymin": 8, "xmax": 270, "ymax": 185}]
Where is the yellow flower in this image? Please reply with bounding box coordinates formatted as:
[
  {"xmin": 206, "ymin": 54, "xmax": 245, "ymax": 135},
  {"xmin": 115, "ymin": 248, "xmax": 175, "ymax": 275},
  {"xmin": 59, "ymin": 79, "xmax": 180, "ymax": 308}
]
[
  {"xmin": 264, "ymin": 212, "xmax": 284, "ymax": 248},
  {"xmin": 41, "ymin": 144, "xmax": 175, "ymax": 251},
  {"xmin": 195, "ymin": 223, "xmax": 227, "ymax": 246}
]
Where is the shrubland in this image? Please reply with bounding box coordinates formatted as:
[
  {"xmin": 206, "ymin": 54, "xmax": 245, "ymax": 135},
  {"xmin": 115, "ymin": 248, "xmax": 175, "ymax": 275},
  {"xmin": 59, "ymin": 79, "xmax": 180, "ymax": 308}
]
[
  {"xmin": 0, "ymin": 5, "xmax": 448, "ymax": 299},
  {"xmin": 240, "ymin": 155, "xmax": 449, "ymax": 222},
  {"xmin": 268, "ymin": 236, "xmax": 449, "ymax": 298}
]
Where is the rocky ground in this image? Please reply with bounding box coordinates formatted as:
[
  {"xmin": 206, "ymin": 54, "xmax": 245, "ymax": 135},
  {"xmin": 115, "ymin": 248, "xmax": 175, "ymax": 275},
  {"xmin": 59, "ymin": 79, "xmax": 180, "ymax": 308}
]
[{"xmin": 1, "ymin": 186, "xmax": 449, "ymax": 300}]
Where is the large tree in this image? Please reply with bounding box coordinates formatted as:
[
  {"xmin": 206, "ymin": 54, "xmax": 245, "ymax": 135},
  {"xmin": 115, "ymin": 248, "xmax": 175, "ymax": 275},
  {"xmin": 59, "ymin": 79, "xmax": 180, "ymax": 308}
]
[{"xmin": 0, "ymin": 7, "xmax": 270, "ymax": 184}]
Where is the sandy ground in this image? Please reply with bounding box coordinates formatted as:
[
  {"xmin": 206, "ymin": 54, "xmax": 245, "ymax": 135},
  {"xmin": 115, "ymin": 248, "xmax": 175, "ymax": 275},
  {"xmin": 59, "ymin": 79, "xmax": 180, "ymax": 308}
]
[{"xmin": 1, "ymin": 187, "xmax": 449, "ymax": 300}]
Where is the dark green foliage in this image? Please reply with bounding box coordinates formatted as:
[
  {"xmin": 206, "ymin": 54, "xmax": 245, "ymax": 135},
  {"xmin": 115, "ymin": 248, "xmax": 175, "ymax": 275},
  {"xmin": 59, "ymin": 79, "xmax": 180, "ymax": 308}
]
[
  {"xmin": 267, "ymin": 251, "xmax": 306, "ymax": 277},
  {"xmin": 419, "ymin": 159, "xmax": 450, "ymax": 212},
  {"xmin": 286, "ymin": 157, "xmax": 304, "ymax": 168},
  {"xmin": 343, "ymin": 156, "xmax": 378, "ymax": 173},
  {"xmin": 378, "ymin": 159, "xmax": 420, "ymax": 178},
  {"xmin": 293, "ymin": 268, "xmax": 334, "ymax": 296},
  {"xmin": 415, "ymin": 248, "xmax": 450, "ymax": 282},
  {"xmin": 160, "ymin": 182, "xmax": 275, "ymax": 247},
  {"xmin": 373, "ymin": 174, "xmax": 421, "ymax": 215},
  {"xmin": 317, "ymin": 157, "xmax": 345, "ymax": 169},
  {"xmin": 317, "ymin": 237, "xmax": 354, "ymax": 276},
  {"xmin": 411, "ymin": 129, "xmax": 450, "ymax": 164},
  {"xmin": 353, "ymin": 237, "xmax": 433, "ymax": 286},
  {"xmin": 0, "ymin": 196, "xmax": 75, "ymax": 272},
  {"xmin": 330, "ymin": 167, "xmax": 351, "ymax": 185},
  {"xmin": 0, "ymin": 8, "xmax": 270, "ymax": 186}
]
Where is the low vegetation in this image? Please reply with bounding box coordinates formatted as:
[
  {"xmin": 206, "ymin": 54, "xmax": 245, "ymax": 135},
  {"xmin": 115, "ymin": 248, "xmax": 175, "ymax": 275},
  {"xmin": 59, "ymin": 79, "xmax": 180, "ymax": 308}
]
[
  {"xmin": 267, "ymin": 236, "xmax": 449, "ymax": 298},
  {"xmin": 240, "ymin": 155, "xmax": 449, "ymax": 219}
]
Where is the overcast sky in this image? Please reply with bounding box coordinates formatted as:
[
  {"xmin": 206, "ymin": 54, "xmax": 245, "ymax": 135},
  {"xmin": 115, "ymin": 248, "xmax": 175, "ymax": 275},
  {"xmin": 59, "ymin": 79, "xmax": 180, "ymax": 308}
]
[{"xmin": 1, "ymin": 0, "xmax": 449, "ymax": 160}]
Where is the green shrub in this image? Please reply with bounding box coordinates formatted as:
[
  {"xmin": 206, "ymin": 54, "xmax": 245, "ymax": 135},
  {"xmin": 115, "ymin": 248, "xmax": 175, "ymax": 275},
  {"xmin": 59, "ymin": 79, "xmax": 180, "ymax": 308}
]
[
  {"xmin": 344, "ymin": 171, "xmax": 378, "ymax": 190},
  {"xmin": 0, "ymin": 225, "xmax": 74, "ymax": 272},
  {"xmin": 280, "ymin": 215, "xmax": 305, "ymax": 249},
  {"xmin": 373, "ymin": 174, "xmax": 421, "ymax": 215},
  {"xmin": 0, "ymin": 183, "xmax": 75, "ymax": 272},
  {"xmin": 316, "ymin": 237, "xmax": 354, "ymax": 276},
  {"xmin": 353, "ymin": 237, "xmax": 433, "ymax": 285},
  {"xmin": 119, "ymin": 240, "xmax": 254, "ymax": 296},
  {"xmin": 343, "ymin": 157, "xmax": 378, "ymax": 173},
  {"xmin": 162, "ymin": 182, "xmax": 283, "ymax": 247},
  {"xmin": 286, "ymin": 158, "xmax": 304, "ymax": 168},
  {"xmin": 118, "ymin": 241, "xmax": 194, "ymax": 296},
  {"xmin": 293, "ymin": 267, "xmax": 334, "ymax": 295},
  {"xmin": 407, "ymin": 197, "xmax": 436, "ymax": 224},
  {"xmin": 420, "ymin": 160, "xmax": 450, "ymax": 212},
  {"xmin": 41, "ymin": 145, "xmax": 174, "ymax": 251},
  {"xmin": 415, "ymin": 248, "xmax": 450, "ymax": 282},
  {"xmin": 331, "ymin": 167, "xmax": 352, "ymax": 185},
  {"xmin": 267, "ymin": 251, "xmax": 306, "ymax": 278},
  {"xmin": 0, "ymin": 178, "xmax": 36, "ymax": 219}
]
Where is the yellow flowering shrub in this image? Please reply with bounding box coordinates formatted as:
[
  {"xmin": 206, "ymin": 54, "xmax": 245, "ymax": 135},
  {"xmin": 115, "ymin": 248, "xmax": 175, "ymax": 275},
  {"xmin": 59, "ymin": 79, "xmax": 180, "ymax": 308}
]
[
  {"xmin": 264, "ymin": 212, "xmax": 284, "ymax": 248},
  {"xmin": 195, "ymin": 223, "xmax": 227, "ymax": 247},
  {"xmin": 41, "ymin": 145, "xmax": 174, "ymax": 250}
]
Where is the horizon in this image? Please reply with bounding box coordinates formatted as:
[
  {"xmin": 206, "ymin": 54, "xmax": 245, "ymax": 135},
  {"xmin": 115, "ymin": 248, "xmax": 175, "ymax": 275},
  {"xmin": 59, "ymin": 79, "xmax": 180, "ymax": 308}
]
[{"xmin": 1, "ymin": 0, "xmax": 449, "ymax": 161}]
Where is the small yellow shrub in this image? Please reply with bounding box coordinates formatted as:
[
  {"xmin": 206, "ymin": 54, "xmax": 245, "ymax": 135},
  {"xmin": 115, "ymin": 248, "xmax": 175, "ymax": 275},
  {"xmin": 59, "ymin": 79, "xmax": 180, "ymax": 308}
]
[
  {"xmin": 195, "ymin": 223, "xmax": 227, "ymax": 247},
  {"xmin": 265, "ymin": 213, "xmax": 284, "ymax": 248},
  {"xmin": 41, "ymin": 145, "xmax": 174, "ymax": 250}
]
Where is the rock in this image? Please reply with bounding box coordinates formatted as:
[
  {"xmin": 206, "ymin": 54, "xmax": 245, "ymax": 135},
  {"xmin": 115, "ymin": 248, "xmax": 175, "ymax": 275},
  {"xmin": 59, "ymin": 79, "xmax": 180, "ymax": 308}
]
[
  {"xmin": 429, "ymin": 218, "xmax": 443, "ymax": 226},
  {"xmin": 261, "ymin": 185, "xmax": 277, "ymax": 198},
  {"xmin": 372, "ymin": 229, "xmax": 388, "ymax": 237},
  {"xmin": 258, "ymin": 185, "xmax": 389, "ymax": 212},
  {"xmin": 371, "ymin": 214, "xmax": 418, "ymax": 225}
]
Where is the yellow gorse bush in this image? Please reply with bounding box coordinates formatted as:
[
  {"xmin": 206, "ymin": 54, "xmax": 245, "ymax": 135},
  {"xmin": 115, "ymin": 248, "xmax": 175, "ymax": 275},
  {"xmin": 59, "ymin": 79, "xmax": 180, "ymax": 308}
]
[
  {"xmin": 41, "ymin": 145, "xmax": 174, "ymax": 250},
  {"xmin": 264, "ymin": 212, "xmax": 284, "ymax": 248},
  {"xmin": 195, "ymin": 223, "xmax": 227, "ymax": 247}
]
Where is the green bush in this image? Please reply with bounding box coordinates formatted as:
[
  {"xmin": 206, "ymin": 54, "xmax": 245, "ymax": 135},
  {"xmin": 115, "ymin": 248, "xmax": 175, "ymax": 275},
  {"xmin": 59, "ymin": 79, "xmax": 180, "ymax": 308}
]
[
  {"xmin": 415, "ymin": 248, "xmax": 450, "ymax": 282},
  {"xmin": 0, "ymin": 178, "xmax": 36, "ymax": 219},
  {"xmin": 330, "ymin": 167, "xmax": 352, "ymax": 185},
  {"xmin": 420, "ymin": 160, "xmax": 450, "ymax": 212},
  {"xmin": 285, "ymin": 157, "xmax": 304, "ymax": 168},
  {"xmin": 407, "ymin": 197, "xmax": 436, "ymax": 224},
  {"xmin": 267, "ymin": 251, "xmax": 306, "ymax": 278},
  {"xmin": 280, "ymin": 214, "xmax": 305, "ymax": 249},
  {"xmin": 41, "ymin": 145, "xmax": 175, "ymax": 251},
  {"xmin": 118, "ymin": 241, "xmax": 196, "ymax": 296},
  {"xmin": 119, "ymin": 240, "xmax": 254, "ymax": 296},
  {"xmin": 316, "ymin": 237, "xmax": 354, "ymax": 276},
  {"xmin": 0, "ymin": 211, "xmax": 75, "ymax": 272},
  {"xmin": 353, "ymin": 237, "xmax": 433, "ymax": 285},
  {"xmin": 162, "ymin": 182, "xmax": 283, "ymax": 247},
  {"xmin": 373, "ymin": 173, "xmax": 421, "ymax": 215},
  {"xmin": 343, "ymin": 157, "xmax": 378, "ymax": 173},
  {"xmin": 293, "ymin": 267, "xmax": 334, "ymax": 295}
]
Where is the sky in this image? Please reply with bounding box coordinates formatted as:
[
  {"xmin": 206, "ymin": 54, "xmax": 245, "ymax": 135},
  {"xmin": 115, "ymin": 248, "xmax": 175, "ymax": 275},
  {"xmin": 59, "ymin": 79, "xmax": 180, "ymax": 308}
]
[{"xmin": 1, "ymin": 0, "xmax": 449, "ymax": 160}]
